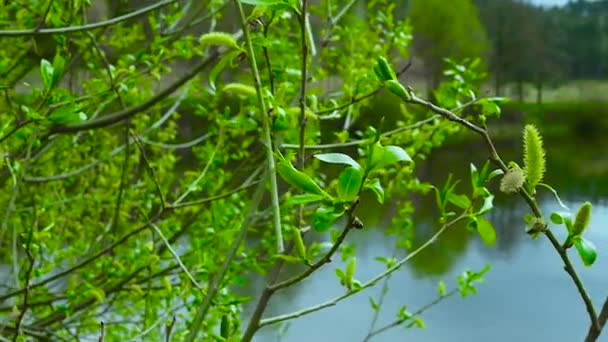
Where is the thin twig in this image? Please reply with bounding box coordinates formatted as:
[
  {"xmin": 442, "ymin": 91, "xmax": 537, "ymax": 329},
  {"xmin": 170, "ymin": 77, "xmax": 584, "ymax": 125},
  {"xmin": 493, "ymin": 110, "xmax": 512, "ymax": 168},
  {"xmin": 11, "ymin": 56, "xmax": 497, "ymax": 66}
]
[
  {"xmin": 131, "ymin": 131, "xmax": 167, "ymax": 210},
  {"xmin": 98, "ymin": 322, "xmax": 104, "ymax": 342},
  {"xmin": 34, "ymin": 0, "xmax": 54, "ymax": 31},
  {"xmin": 24, "ymin": 90, "xmax": 188, "ymax": 182},
  {"xmin": 12, "ymin": 218, "xmax": 35, "ymax": 342},
  {"xmin": 185, "ymin": 171, "xmax": 268, "ymax": 342},
  {"xmin": 281, "ymin": 115, "xmax": 439, "ymax": 150},
  {"xmin": 364, "ymin": 289, "xmax": 458, "ymax": 341},
  {"xmin": 258, "ymin": 213, "xmax": 467, "ymax": 328},
  {"xmin": 149, "ymin": 223, "xmax": 202, "ymax": 290},
  {"xmin": 172, "ymin": 129, "xmax": 223, "ymax": 206},
  {"xmin": 49, "ymin": 51, "xmax": 219, "ymax": 134},
  {"xmin": 0, "ymin": 0, "xmax": 176, "ymax": 36},
  {"xmin": 404, "ymin": 90, "xmax": 603, "ymax": 340},
  {"xmin": 586, "ymin": 297, "xmax": 608, "ymax": 342},
  {"xmin": 235, "ymin": 0, "xmax": 283, "ymax": 253},
  {"xmin": 242, "ymin": 201, "xmax": 360, "ymax": 341}
]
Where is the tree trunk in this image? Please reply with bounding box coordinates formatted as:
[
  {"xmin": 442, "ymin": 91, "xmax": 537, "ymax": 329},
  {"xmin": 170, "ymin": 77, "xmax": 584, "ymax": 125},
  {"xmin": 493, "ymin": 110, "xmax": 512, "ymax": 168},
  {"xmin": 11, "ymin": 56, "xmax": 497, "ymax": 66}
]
[
  {"xmin": 517, "ymin": 80, "xmax": 524, "ymax": 102},
  {"xmin": 494, "ymin": 71, "xmax": 501, "ymax": 96},
  {"xmin": 536, "ymin": 75, "xmax": 543, "ymax": 104}
]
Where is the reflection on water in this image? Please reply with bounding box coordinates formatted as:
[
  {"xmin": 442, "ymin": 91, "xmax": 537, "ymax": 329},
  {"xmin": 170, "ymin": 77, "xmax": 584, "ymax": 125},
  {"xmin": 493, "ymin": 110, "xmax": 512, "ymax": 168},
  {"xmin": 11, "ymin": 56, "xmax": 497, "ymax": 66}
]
[{"xmin": 241, "ymin": 136, "xmax": 608, "ymax": 342}]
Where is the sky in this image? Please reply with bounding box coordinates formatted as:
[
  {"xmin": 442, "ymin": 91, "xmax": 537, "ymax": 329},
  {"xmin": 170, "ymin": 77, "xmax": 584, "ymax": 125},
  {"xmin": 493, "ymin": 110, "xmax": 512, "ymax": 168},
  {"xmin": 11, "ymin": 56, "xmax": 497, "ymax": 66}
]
[{"xmin": 530, "ymin": 0, "xmax": 570, "ymax": 6}]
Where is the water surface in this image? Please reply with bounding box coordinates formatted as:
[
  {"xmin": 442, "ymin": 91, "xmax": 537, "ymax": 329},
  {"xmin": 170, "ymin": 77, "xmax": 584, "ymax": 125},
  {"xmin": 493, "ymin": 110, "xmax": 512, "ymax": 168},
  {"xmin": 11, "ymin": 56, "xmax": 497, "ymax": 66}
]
[{"xmin": 243, "ymin": 136, "xmax": 608, "ymax": 342}]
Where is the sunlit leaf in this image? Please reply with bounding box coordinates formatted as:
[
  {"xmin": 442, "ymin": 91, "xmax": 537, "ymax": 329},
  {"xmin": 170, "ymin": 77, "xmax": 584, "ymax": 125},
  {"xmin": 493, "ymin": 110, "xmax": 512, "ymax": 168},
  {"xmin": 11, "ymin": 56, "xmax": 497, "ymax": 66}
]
[
  {"xmin": 337, "ymin": 167, "xmax": 362, "ymax": 202},
  {"xmin": 40, "ymin": 59, "xmax": 54, "ymax": 90},
  {"xmin": 573, "ymin": 236, "xmax": 597, "ymax": 267},
  {"xmin": 314, "ymin": 153, "xmax": 361, "ymax": 170},
  {"xmin": 364, "ymin": 178, "xmax": 384, "ymax": 204},
  {"xmin": 447, "ymin": 192, "xmax": 470, "ymax": 209}
]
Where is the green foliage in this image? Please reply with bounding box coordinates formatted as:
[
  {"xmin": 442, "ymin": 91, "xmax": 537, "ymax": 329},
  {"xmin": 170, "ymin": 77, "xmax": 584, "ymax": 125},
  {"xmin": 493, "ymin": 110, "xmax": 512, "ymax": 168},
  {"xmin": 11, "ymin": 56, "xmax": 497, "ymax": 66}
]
[
  {"xmin": 2, "ymin": 0, "xmax": 598, "ymax": 341},
  {"xmin": 409, "ymin": 0, "xmax": 489, "ymax": 88}
]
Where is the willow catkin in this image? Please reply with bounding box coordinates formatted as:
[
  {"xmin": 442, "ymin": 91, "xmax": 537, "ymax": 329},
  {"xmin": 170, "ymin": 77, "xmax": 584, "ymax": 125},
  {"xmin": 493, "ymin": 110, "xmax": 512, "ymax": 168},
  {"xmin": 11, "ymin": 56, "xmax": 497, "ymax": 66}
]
[{"xmin": 523, "ymin": 124, "xmax": 546, "ymax": 191}]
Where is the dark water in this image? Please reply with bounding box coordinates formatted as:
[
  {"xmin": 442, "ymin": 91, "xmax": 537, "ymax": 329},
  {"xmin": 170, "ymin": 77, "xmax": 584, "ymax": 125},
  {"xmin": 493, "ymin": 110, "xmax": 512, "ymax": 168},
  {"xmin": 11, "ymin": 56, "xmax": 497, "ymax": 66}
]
[{"xmin": 242, "ymin": 135, "xmax": 608, "ymax": 342}]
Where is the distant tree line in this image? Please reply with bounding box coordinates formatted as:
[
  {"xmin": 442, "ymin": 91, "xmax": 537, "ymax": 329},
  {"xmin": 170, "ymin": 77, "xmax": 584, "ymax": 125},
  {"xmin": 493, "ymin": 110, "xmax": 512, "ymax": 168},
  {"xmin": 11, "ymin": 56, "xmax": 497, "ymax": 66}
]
[
  {"xmin": 476, "ymin": 0, "xmax": 608, "ymax": 100},
  {"xmin": 406, "ymin": 0, "xmax": 608, "ymax": 102}
]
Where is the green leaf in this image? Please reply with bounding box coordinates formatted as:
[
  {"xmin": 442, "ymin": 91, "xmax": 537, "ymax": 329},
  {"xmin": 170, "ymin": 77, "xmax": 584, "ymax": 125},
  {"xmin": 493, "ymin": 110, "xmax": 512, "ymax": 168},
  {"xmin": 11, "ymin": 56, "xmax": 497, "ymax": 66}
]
[
  {"xmin": 345, "ymin": 257, "xmax": 356, "ymax": 283},
  {"xmin": 208, "ymin": 50, "xmax": 240, "ymax": 93},
  {"xmin": 369, "ymin": 296, "xmax": 379, "ymax": 311},
  {"xmin": 220, "ymin": 315, "xmax": 230, "ymax": 339},
  {"xmin": 337, "ymin": 167, "xmax": 362, "ymax": 202},
  {"xmin": 52, "ymin": 54, "xmax": 65, "ymax": 88},
  {"xmin": 447, "ymin": 192, "xmax": 471, "ymax": 209},
  {"xmin": 369, "ymin": 143, "xmax": 412, "ymax": 172},
  {"xmin": 487, "ymin": 169, "xmax": 504, "ymax": 181},
  {"xmin": 471, "ymin": 217, "xmax": 496, "ymax": 246},
  {"xmin": 275, "ymin": 152, "xmax": 331, "ymax": 198},
  {"xmin": 477, "ymin": 194, "xmax": 494, "ymax": 215},
  {"xmin": 314, "ymin": 153, "xmax": 361, "ymax": 170},
  {"xmin": 573, "ymin": 236, "xmax": 597, "ymax": 266},
  {"xmin": 364, "ymin": 178, "xmax": 384, "ymax": 204},
  {"xmin": 550, "ymin": 212, "xmax": 564, "ymax": 225},
  {"xmin": 312, "ymin": 206, "xmax": 344, "ymax": 232},
  {"xmin": 48, "ymin": 104, "xmax": 85, "ymax": 124},
  {"xmin": 438, "ymin": 281, "xmax": 446, "ymax": 296},
  {"xmin": 284, "ymin": 194, "xmax": 325, "ymax": 207},
  {"xmin": 40, "ymin": 59, "xmax": 54, "ymax": 91}
]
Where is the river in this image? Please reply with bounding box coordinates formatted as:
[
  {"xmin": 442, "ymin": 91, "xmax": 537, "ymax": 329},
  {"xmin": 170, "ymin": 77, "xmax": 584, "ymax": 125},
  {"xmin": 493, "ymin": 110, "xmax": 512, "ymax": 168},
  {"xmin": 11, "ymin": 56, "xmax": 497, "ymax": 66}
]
[{"xmin": 242, "ymin": 133, "xmax": 608, "ymax": 342}]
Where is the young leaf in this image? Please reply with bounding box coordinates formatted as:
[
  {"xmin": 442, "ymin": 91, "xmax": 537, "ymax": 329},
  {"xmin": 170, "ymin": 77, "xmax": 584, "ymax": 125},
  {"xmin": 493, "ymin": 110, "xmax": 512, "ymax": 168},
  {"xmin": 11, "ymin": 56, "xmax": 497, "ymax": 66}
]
[
  {"xmin": 275, "ymin": 153, "xmax": 331, "ymax": 198},
  {"xmin": 369, "ymin": 143, "xmax": 412, "ymax": 172},
  {"xmin": 438, "ymin": 281, "xmax": 446, "ymax": 296},
  {"xmin": 283, "ymin": 194, "xmax": 325, "ymax": 207},
  {"xmin": 312, "ymin": 206, "xmax": 344, "ymax": 232},
  {"xmin": 314, "ymin": 153, "xmax": 361, "ymax": 170},
  {"xmin": 572, "ymin": 201, "xmax": 592, "ymax": 236},
  {"xmin": 369, "ymin": 296, "xmax": 379, "ymax": 311},
  {"xmin": 573, "ymin": 236, "xmax": 597, "ymax": 266},
  {"xmin": 40, "ymin": 59, "xmax": 54, "ymax": 91},
  {"xmin": 337, "ymin": 167, "xmax": 363, "ymax": 202},
  {"xmin": 345, "ymin": 257, "xmax": 356, "ymax": 283},
  {"xmin": 52, "ymin": 53, "xmax": 65, "ymax": 88},
  {"xmin": 477, "ymin": 194, "xmax": 494, "ymax": 216},
  {"xmin": 550, "ymin": 211, "xmax": 571, "ymax": 225},
  {"xmin": 220, "ymin": 315, "xmax": 230, "ymax": 339},
  {"xmin": 472, "ymin": 217, "xmax": 497, "ymax": 246},
  {"xmin": 364, "ymin": 178, "xmax": 385, "ymax": 204},
  {"xmin": 48, "ymin": 104, "xmax": 84, "ymax": 124},
  {"xmin": 375, "ymin": 56, "xmax": 396, "ymax": 81},
  {"xmin": 447, "ymin": 192, "xmax": 471, "ymax": 209},
  {"xmin": 291, "ymin": 227, "xmax": 307, "ymax": 261},
  {"xmin": 208, "ymin": 50, "xmax": 240, "ymax": 92}
]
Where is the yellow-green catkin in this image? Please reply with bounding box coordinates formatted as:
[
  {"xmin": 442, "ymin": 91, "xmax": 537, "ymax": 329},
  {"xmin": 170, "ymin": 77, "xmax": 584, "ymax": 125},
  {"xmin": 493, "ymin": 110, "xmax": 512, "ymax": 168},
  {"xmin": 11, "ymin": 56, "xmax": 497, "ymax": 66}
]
[
  {"xmin": 199, "ymin": 32, "xmax": 240, "ymax": 50},
  {"xmin": 572, "ymin": 201, "xmax": 592, "ymax": 236},
  {"xmin": 222, "ymin": 83, "xmax": 257, "ymax": 98},
  {"xmin": 523, "ymin": 124, "xmax": 546, "ymax": 191}
]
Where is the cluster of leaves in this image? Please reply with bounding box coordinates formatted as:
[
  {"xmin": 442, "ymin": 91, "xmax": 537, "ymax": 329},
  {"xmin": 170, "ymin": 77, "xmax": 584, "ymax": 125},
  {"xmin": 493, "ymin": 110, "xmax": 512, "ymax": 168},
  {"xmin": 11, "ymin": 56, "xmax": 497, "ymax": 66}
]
[{"xmin": 0, "ymin": 0, "xmax": 480, "ymax": 340}]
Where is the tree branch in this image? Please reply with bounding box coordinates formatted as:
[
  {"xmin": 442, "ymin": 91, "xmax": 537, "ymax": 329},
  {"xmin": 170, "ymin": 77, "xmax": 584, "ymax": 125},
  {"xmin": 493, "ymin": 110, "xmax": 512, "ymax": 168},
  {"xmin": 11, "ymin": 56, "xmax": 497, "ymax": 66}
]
[
  {"xmin": 235, "ymin": 0, "xmax": 283, "ymax": 253},
  {"xmin": 0, "ymin": 0, "xmax": 176, "ymax": 37},
  {"xmin": 49, "ymin": 53, "xmax": 218, "ymax": 134},
  {"xmin": 259, "ymin": 213, "xmax": 467, "ymax": 328}
]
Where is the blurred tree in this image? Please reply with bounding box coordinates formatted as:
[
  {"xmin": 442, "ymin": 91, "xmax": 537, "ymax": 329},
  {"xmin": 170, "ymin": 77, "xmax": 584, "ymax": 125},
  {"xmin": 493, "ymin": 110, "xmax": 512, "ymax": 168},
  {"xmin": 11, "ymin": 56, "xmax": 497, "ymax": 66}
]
[{"xmin": 408, "ymin": 0, "xmax": 489, "ymax": 96}]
